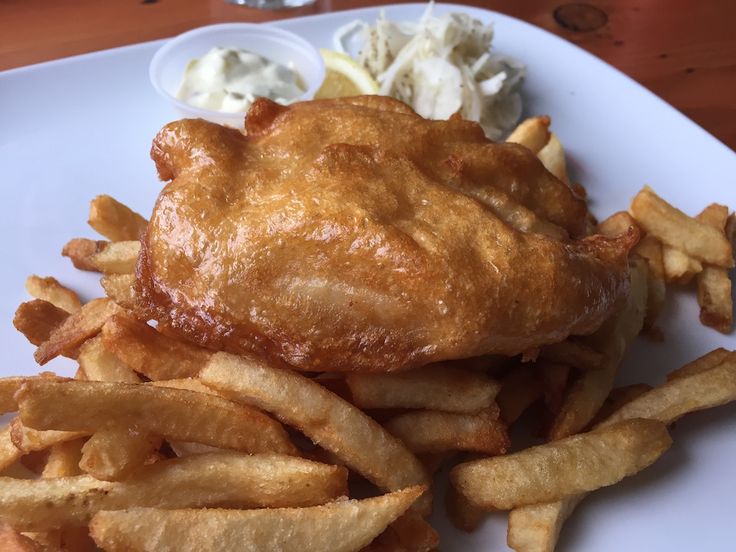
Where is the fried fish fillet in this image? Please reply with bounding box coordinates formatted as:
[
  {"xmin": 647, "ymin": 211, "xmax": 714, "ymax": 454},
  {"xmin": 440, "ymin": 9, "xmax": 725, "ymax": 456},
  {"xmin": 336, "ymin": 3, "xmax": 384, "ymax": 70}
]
[{"xmin": 138, "ymin": 96, "xmax": 634, "ymax": 372}]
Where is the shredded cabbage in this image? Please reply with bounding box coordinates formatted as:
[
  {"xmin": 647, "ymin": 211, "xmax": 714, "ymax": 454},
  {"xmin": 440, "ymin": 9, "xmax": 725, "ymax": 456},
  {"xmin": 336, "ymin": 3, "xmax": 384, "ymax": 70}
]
[{"xmin": 334, "ymin": 3, "xmax": 525, "ymax": 139}]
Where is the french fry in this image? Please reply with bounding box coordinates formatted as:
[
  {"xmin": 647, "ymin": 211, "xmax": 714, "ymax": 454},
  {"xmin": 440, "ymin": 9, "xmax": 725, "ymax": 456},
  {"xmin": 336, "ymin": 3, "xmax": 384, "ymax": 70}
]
[
  {"xmin": 384, "ymin": 409, "xmax": 509, "ymax": 455},
  {"xmin": 667, "ymin": 348, "xmax": 731, "ymax": 380},
  {"xmin": 10, "ymin": 418, "xmax": 86, "ymax": 454},
  {"xmin": 538, "ymin": 340, "xmax": 602, "ymax": 371},
  {"xmin": 507, "ymin": 495, "xmax": 583, "ymax": 552},
  {"xmin": 537, "ymin": 363, "xmax": 570, "ymax": 416},
  {"xmin": 632, "ymin": 235, "xmax": 666, "ymax": 330},
  {"xmin": 630, "ymin": 186, "xmax": 733, "ymax": 267},
  {"xmin": 80, "ymin": 428, "xmax": 160, "ymax": 481},
  {"xmin": 16, "ymin": 379, "xmax": 297, "ymax": 456},
  {"xmin": 346, "ymin": 365, "xmax": 499, "ymax": 413},
  {"xmin": 662, "ymin": 245, "xmax": 702, "ymax": 284},
  {"xmin": 588, "ymin": 383, "xmax": 653, "ymax": 428},
  {"xmin": 41, "ymin": 438, "xmax": 85, "ymax": 478},
  {"xmin": 12, "ymin": 300, "xmax": 69, "ymax": 347},
  {"xmin": 536, "ymin": 132, "xmax": 569, "ymax": 184},
  {"xmin": 77, "ymin": 336, "xmax": 140, "ymax": 384},
  {"xmin": 497, "ymin": 364, "xmax": 542, "ymax": 424},
  {"xmin": 88, "ymin": 194, "xmax": 148, "ymax": 242},
  {"xmin": 89, "ymin": 241, "xmax": 140, "ymax": 274},
  {"xmin": 0, "ymin": 378, "xmax": 26, "ymax": 415},
  {"xmin": 0, "ymin": 524, "xmax": 43, "ymax": 552},
  {"xmin": 34, "ymin": 298, "xmax": 123, "ymax": 365},
  {"xmin": 389, "ymin": 510, "xmax": 439, "ymax": 552},
  {"xmin": 200, "ymin": 352, "xmax": 430, "ymax": 512},
  {"xmin": 90, "ymin": 486, "xmax": 423, "ymax": 552},
  {"xmin": 0, "ymin": 452, "xmax": 348, "ymax": 530},
  {"xmin": 451, "ymin": 418, "xmax": 670, "ymax": 510},
  {"xmin": 695, "ymin": 203, "xmax": 733, "ymax": 332},
  {"xmin": 0, "ymin": 425, "xmax": 23, "ymax": 473},
  {"xmin": 61, "ymin": 238, "xmax": 107, "ymax": 272},
  {"xmin": 597, "ymin": 211, "xmax": 638, "ymax": 238},
  {"xmin": 100, "ymin": 273, "xmax": 139, "ymax": 310},
  {"xmin": 446, "ymin": 482, "xmax": 487, "ymax": 533},
  {"xmin": 24, "ymin": 275, "xmax": 81, "ymax": 313},
  {"xmin": 548, "ymin": 259, "xmax": 648, "ymax": 440},
  {"xmin": 506, "ymin": 116, "xmax": 551, "ymax": 153},
  {"xmin": 101, "ymin": 314, "xmax": 209, "ymax": 380}
]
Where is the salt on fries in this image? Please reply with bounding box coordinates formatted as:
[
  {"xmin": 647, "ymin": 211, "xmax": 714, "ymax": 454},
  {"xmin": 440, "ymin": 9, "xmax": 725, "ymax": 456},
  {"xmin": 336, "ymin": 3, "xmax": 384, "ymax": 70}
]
[{"xmin": 0, "ymin": 113, "xmax": 732, "ymax": 552}]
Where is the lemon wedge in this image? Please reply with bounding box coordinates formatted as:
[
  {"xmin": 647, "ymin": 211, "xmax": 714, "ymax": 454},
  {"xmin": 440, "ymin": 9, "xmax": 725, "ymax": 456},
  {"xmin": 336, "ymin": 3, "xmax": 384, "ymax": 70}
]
[{"xmin": 315, "ymin": 49, "xmax": 379, "ymax": 99}]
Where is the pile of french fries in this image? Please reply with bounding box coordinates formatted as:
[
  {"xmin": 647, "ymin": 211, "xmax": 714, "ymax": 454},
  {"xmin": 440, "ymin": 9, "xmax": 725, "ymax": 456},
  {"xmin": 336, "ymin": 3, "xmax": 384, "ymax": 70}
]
[{"xmin": 0, "ymin": 120, "xmax": 734, "ymax": 552}]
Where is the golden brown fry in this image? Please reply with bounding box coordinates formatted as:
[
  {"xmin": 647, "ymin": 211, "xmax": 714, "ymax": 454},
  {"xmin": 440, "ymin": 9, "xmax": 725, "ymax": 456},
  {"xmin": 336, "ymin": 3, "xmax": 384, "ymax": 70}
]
[
  {"xmin": 667, "ymin": 348, "xmax": 731, "ymax": 380},
  {"xmin": 549, "ymin": 259, "xmax": 648, "ymax": 440},
  {"xmin": 537, "ymin": 363, "xmax": 570, "ymax": 416},
  {"xmin": 497, "ymin": 364, "xmax": 543, "ymax": 424},
  {"xmin": 662, "ymin": 245, "xmax": 702, "ymax": 284},
  {"xmin": 695, "ymin": 203, "xmax": 733, "ymax": 333},
  {"xmin": 17, "ymin": 379, "xmax": 297, "ymax": 456},
  {"xmin": 631, "ymin": 234, "xmax": 667, "ymax": 330},
  {"xmin": 100, "ymin": 273, "xmax": 139, "ymax": 311},
  {"xmin": 101, "ymin": 314, "xmax": 209, "ymax": 380},
  {"xmin": 0, "ymin": 524, "xmax": 44, "ymax": 552},
  {"xmin": 507, "ymin": 495, "xmax": 583, "ymax": 552},
  {"xmin": 346, "ymin": 364, "xmax": 499, "ymax": 413},
  {"xmin": 41, "ymin": 438, "xmax": 85, "ymax": 478},
  {"xmin": 12, "ymin": 300, "xmax": 69, "ymax": 347},
  {"xmin": 88, "ymin": 194, "xmax": 148, "ymax": 242},
  {"xmin": 451, "ymin": 419, "xmax": 670, "ymax": 510},
  {"xmin": 539, "ymin": 340, "xmax": 603, "ymax": 371},
  {"xmin": 61, "ymin": 238, "xmax": 107, "ymax": 272},
  {"xmin": 200, "ymin": 352, "xmax": 430, "ymax": 511},
  {"xmin": 389, "ymin": 510, "xmax": 439, "ymax": 552},
  {"xmin": 78, "ymin": 336, "xmax": 140, "ymax": 384},
  {"xmin": 446, "ymin": 483, "xmax": 487, "ymax": 533},
  {"xmin": 536, "ymin": 132, "xmax": 569, "ymax": 184},
  {"xmin": 384, "ymin": 409, "xmax": 509, "ymax": 455},
  {"xmin": 597, "ymin": 211, "xmax": 638, "ymax": 238},
  {"xmin": 0, "ymin": 452, "xmax": 348, "ymax": 530},
  {"xmin": 34, "ymin": 298, "xmax": 123, "ymax": 365},
  {"xmin": 90, "ymin": 487, "xmax": 423, "ymax": 552},
  {"xmin": 0, "ymin": 378, "xmax": 26, "ymax": 415},
  {"xmin": 0, "ymin": 425, "xmax": 23, "ymax": 473},
  {"xmin": 630, "ymin": 186, "xmax": 733, "ymax": 267},
  {"xmin": 589, "ymin": 383, "xmax": 653, "ymax": 428},
  {"xmin": 598, "ymin": 356, "xmax": 736, "ymax": 428},
  {"xmin": 89, "ymin": 241, "xmax": 140, "ymax": 274},
  {"xmin": 10, "ymin": 418, "xmax": 86, "ymax": 454},
  {"xmin": 506, "ymin": 115, "xmax": 551, "ymax": 154},
  {"xmin": 79, "ymin": 428, "xmax": 160, "ymax": 482},
  {"xmin": 24, "ymin": 275, "xmax": 81, "ymax": 313}
]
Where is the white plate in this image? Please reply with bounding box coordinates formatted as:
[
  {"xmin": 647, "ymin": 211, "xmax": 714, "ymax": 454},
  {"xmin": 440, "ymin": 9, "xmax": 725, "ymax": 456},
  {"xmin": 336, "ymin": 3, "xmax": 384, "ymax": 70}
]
[{"xmin": 1, "ymin": 3, "xmax": 734, "ymax": 551}]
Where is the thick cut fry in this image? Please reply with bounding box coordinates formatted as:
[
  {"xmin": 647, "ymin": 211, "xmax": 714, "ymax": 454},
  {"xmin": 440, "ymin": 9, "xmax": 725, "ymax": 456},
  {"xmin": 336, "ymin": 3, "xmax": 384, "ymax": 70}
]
[
  {"xmin": 77, "ymin": 336, "xmax": 140, "ymax": 384},
  {"xmin": 89, "ymin": 241, "xmax": 140, "ymax": 274},
  {"xmin": 10, "ymin": 418, "xmax": 86, "ymax": 454},
  {"xmin": 16, "ymin": 380, "xmax": 297, "ymax": 456},
  {"xmin": 539, "ymin": 340, "xmax": 602, "ymax": 371},
  {"xmin": 0, "ymin": 374, "xmax": 63, "ymax": 414},
  {"xmin": 506, "ymin": 116, "xmax": 551, "ymax": 153},
  {"xmin": 446, "ymin": 483, "xmax": 487, "ymax": 533},
  {"xmin": 597, "ymin": 211, "xmax": 638, "ymax": 238},
  {"xmin": 346, "ymin": 365, "xmax": 499, "ymax": 413},
  {"xmin": 536, "ymin": 132, "xmax": 569, "ymax": 184},
  {"xmin": 88, "ymin": 194, "xmax": 148, "ymax": 242},
  {"xmin": 630, "ymin": 187, "xmax": 732, "ymax": 267},
  {"xmin": 695, "ymin": 203, "xmax": 733, "ymax": 332},
  {"xmin": 385, "ymin": 409, "xmax": 508, "ymax": 455},
  {"xmin": 200, "ymin": 353, "xmax": 430, "ymax": 508},
  {"xmin": 451, "ymin": 419, "xmax": 671, "ymax": 510},
  {"xmin": 61, "ymin": 238, "xmax": 107, "ymax": 271},
  {"xmin": 667, "ymin": 348, "xmax": 731, "ymax": 380},
  {"xmin": 598, "ymin": 357, "xmax": 736, "ymax": 428},
  {"xmin": 101, "ymin": 273, "xmax": 139, "ymax": 310},
  {"xmin": 549, "ymin": 259, "xmax": 648, "ymax": 440},
  {"xmin": 538, "ymin": 363, "xmax": 570, "ymax": 416},
  {"xmin": 0, "ymin": 452, "xmax": 347, "ymax": 530},
  {"xmin": 80, "ymin": 428, "xmax": 160, "ymax": 481},
  {"xmin": 34, "ymin": 298, "xmax": 123, "ymax": 365},
  {"xmin": 90, "ymin": 486, "xmax": 423, "ymax": 552},
  {"xmin": 588, "ymin": 383, "xmax": 653, "ymax": 428},
  {"xmin": 662, "ymin": 245, "xmax": 702, "ymax": 284},
  {"xmin": 101, "ymin": 314, "xmax": 210, "ymax": 380},
  {"xmin": 507, "ymin": 495, "xmax": 583, "ymax": 552},
  {"xmin": 0, "ymin": 524, "xmax": 43, "ymax": 552},
  {"xmin": 42, "ymin": 438, "xmax": 85, "ymax": 478},
  {"xmin": 497, "ymin": 365, "xmax": 542, "ymax": 424},
  {"xmin": 632, "ymin": 235, "xmax": 666, "ymax": 329},
  {"xmin": 389, "ymin": 510, "xmax": 439, "ymax": 552},
  {"xmin": 0, "ymin": 425, "xmax": 23, "ymax": 473},
  {"xmin": 12, "ymin": 300, "xmax": 69, "ymax": 347},
  {"xmin": 24, "ymin": 275, "xmax": 81, "ymax": 313}
]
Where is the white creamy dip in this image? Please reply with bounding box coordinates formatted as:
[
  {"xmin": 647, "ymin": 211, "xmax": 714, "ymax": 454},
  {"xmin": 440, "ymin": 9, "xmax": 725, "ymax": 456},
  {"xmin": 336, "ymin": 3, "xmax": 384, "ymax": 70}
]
[{"xmin": 176, "ymin": 47, "xmax": 305, "ymax": 113}]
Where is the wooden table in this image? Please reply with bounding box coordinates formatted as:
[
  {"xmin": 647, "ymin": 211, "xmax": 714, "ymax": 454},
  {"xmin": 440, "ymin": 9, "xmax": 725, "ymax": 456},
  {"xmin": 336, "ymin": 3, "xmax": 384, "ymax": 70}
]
[{"xmin": 2, "ymin": 0, "xmax": 734, "ymax": 150}]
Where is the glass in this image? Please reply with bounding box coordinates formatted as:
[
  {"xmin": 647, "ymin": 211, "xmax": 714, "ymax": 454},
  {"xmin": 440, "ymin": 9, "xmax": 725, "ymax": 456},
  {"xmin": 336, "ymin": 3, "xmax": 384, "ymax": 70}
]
[{"xmin": 225, "ymin": 0, "xmax": 316, "ymax": 8}]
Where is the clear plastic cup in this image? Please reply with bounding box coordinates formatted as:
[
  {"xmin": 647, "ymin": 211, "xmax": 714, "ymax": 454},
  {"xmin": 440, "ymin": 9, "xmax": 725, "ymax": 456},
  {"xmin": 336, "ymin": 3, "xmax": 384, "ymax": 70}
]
[{"xmin": 149, "ymin": 23, "xmax": 325, "ymax": 127}]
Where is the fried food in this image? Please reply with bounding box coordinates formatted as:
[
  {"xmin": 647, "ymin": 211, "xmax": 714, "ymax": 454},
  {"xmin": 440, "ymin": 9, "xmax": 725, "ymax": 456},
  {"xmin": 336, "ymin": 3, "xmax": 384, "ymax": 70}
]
[{"xmin": 139, "ymin": 96, "xmax": 634, "ymax": 372}]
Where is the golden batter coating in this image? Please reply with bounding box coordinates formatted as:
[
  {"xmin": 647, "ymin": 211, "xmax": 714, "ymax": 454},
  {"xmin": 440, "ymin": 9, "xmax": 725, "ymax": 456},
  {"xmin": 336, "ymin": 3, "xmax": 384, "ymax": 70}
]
[{"xmin": 139, "ymin": 96, "xmax": 634, "ymax": 372}]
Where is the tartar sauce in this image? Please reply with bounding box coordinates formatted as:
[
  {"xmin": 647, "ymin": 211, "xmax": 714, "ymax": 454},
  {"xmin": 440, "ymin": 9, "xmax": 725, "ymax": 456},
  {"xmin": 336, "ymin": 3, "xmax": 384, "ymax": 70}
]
[{"xmin": 176, "ymin": 47, "xmax": 305, "ymax": 113}]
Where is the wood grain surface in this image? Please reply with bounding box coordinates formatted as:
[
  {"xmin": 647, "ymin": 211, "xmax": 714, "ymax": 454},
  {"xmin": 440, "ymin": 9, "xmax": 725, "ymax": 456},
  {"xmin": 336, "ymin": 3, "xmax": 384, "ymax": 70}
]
[{"xmin": 1, "ymin": 0, "xmax": 734, "ymax": 149}]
